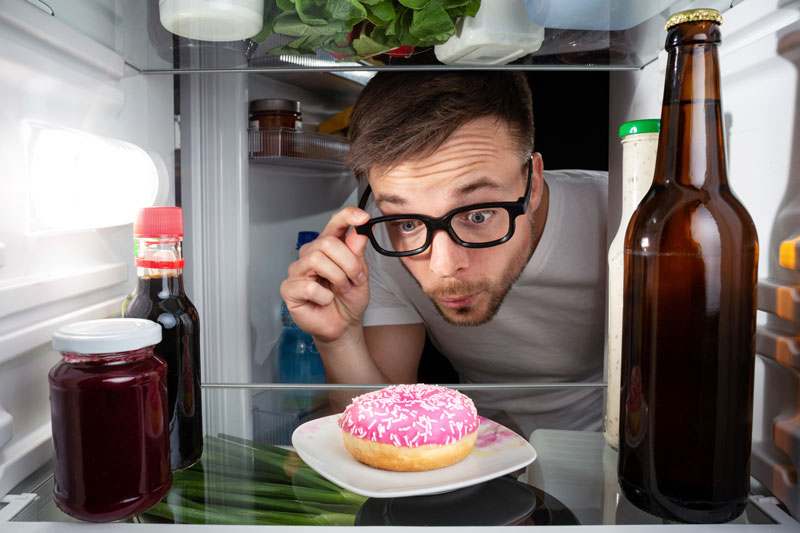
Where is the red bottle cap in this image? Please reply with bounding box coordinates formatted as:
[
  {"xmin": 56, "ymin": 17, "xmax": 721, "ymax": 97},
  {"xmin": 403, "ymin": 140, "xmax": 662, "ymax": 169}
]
[{"xmin": 134, "ymin": 207, "xmax": 184, "ymax": 237}]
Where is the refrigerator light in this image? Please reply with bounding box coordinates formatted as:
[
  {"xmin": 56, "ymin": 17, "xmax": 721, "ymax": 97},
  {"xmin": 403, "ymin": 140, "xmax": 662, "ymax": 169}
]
[{"xmin": 28, "ymin": 126, "xmax": 160, "ymax": 232}]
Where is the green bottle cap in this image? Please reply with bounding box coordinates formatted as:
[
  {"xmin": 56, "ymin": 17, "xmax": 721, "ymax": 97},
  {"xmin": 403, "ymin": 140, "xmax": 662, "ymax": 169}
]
[{"xmin": 618, "ymin": 119, "xmax": 660, "ymax": 139}]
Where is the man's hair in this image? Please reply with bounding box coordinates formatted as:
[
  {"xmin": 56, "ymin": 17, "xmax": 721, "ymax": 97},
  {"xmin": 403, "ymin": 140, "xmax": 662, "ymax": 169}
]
[{"xmin": 347, "ymin": 72, "xmax": 534, "ymax": 181}]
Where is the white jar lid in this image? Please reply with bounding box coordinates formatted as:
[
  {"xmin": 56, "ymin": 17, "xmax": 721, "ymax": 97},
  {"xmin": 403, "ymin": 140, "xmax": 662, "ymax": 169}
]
[{"xmin": 52, "ymin": 319, "xmax": 162, "ymax": 355}]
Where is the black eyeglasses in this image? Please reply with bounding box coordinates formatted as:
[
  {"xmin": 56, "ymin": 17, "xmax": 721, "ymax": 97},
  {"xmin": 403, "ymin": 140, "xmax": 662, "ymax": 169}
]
[{"xmin": 355, "ymin": 158, "xmax": 533, "ymax": 257}]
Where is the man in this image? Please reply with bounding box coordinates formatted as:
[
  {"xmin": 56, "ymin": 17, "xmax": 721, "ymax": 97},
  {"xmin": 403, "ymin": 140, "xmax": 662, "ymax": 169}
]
[{"xmin": 280, "ymin": 72, "xmax": 607, "ymax": 435}]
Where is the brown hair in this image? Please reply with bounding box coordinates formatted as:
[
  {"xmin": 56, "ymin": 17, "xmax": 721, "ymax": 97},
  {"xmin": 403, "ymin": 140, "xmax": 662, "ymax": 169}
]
[{"xmin": 347, "ymin": 72, "xmax": 534, "ymax": 181}]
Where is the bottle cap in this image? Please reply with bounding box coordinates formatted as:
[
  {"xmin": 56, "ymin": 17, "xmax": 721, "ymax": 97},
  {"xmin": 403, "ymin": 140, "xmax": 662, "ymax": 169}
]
[
  {"xmin": 53, "ymin": 318, "xmax": 162, "ymax": 355},
  {"xmin": 296, "ymin": 231, "xmax": 319, "ymax": 250},
  {"xmin": 134, "ymin": 207, "xmax": 184, "ymax": 237},
  {"xmin": 665, "ymin": 8, "xmax": 722, "ymax": 31},
  {"xmin": 618, "ymin": 119, "xmax": 660, "ymax": 139},
  {"xmin": 250, "ymin": 99, "xmax": 301, "ymax": 115}
]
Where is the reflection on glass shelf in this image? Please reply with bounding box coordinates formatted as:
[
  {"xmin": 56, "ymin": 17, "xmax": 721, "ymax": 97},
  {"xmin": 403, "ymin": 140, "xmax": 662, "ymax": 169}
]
[
  {"xmin": 8, "ymin": 385, "xmax": 784, "ymax": 527},
  {"xmin": 104, "ymin": 0, "xmax": 743, "ymax": 72},
  {"xmin": 248, "ymin": 129, "xmax": 349, "ymax": 172}
]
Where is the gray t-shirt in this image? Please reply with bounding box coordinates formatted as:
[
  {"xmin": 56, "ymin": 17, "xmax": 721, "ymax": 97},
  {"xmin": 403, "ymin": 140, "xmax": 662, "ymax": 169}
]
[{"xmin": 362, "ymin": 170, "xmax": 608, "ymax": 437}]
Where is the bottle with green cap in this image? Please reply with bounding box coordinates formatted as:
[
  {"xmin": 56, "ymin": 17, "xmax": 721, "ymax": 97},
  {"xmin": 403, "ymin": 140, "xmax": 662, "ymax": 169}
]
[{"xmin": 604, "ymin": 118, "xmax": 660, "ymax": 452}]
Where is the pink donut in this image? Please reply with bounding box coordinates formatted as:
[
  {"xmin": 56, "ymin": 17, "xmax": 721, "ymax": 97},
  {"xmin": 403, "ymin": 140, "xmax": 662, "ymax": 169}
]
[{"xmin": 338, "ymin": 384, "xmax": 480, "ymax": 471}]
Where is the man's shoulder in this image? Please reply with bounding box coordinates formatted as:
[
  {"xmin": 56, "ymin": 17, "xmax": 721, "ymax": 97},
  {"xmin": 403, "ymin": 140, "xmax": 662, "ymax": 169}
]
[
  {"xmin": 544, "ymin": 169, "xmax": 608, "ymax": 213},
  {"xmin": 543, "ymin": 169, "xmax": 608, "ymax": 193}
]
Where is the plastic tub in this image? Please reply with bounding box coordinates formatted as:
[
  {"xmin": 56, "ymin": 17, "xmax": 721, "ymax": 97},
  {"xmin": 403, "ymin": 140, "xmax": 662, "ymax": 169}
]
[
  {"xmin": 523, "ymin": 0, "xmax": 674, "ymax": 31},
  {"xmin": 434, "ymin": 1, "xmax": 544, "ymax": 65},
  {"xmin": 159, "ymin": 0, "xmax": 264, "ymax": 42}
]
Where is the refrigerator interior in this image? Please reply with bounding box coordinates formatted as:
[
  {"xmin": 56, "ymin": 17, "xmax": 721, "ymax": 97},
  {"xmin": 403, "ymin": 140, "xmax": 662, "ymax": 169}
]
[{"xmin": 0, "ymin": 0, "xmax": 798, "ymax": 528}]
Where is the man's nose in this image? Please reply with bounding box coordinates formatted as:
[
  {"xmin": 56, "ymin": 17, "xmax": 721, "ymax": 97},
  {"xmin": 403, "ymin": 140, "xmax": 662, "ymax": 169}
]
[{"xmin": 428, "ymin": 230, "xmax": 468, "ymax": 278}]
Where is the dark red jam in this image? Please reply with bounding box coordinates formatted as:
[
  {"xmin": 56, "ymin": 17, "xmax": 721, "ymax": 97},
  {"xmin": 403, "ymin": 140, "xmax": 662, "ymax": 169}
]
[{"xmin": 49, "ymin": 347, "xmax": 171, "ymax": 522}]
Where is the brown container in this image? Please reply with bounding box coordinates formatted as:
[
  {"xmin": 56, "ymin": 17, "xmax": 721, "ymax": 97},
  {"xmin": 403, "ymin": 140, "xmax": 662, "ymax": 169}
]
[{"xmin": 249, "ymin": 99, "xmax": 302, "ymax": 157}]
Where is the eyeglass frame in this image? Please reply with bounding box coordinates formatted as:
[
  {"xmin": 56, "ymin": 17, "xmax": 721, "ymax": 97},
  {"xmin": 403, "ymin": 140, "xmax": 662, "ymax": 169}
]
[{"xmin": 355, "ymin": 157, "xmax": 533, "ymax": 257}]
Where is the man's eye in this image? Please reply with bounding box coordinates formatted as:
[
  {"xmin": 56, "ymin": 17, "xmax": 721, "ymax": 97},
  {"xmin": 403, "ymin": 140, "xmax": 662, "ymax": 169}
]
[
  {"xmin": 465, "ymin": 210, "xmax": 495, "ymax": 225},
  {"xmin": 392, "ymin": 220, "xmax": 422, "ymax": 233}
]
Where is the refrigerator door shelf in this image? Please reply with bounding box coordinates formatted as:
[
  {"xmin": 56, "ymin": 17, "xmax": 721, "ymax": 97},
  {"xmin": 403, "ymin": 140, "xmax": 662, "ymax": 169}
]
[
  {"xmin": 0, "ymin": 408, "xmax": 11, "ymax": 450},
  {"xmin": 0, "ymin": 493, "xmax": 37, "ymax": 523}
]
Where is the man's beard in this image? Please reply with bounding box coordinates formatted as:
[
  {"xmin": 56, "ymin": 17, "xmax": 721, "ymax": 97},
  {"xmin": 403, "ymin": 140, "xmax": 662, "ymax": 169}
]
[{"xmin": 401, "ymin": 218, "xmax": 536, "ymax": 327}]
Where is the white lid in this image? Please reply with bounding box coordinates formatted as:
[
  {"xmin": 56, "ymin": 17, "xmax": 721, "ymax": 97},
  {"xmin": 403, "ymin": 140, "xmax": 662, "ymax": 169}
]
[{"xmin": 52, "ymin": 319, "xmax": 162, "ymax": 355}]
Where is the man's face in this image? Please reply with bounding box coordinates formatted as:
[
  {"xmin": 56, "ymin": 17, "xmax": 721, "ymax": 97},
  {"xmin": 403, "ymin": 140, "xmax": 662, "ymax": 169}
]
[{"xmin": 368, "ymin": 117, "xmax": 545, "ymax": 326}]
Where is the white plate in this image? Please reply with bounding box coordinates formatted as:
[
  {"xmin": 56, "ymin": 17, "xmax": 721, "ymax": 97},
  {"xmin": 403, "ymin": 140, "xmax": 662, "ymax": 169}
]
[{"xmin": 292, "ymin": 414, "xmax": 537, "ymax": 498}]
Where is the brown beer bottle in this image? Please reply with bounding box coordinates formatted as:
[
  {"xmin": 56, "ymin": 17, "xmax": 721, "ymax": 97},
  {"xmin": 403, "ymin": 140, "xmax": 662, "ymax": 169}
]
[{"xmin": 618, "ymin": 9, "xmax": 758, "ymax": 523}]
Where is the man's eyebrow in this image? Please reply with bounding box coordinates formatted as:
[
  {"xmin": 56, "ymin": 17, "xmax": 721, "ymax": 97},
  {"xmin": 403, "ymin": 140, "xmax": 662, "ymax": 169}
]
[
  {"xmin": 374, "ymin": 177, "xmax": 502, "ymax": 206},
  {"xmin": 375, "ymin": 194, "xmax": 408, "ymax": 206},
  {"xmin": 456, "ymin": 177, "xmax": 502, "ymax": 196}
]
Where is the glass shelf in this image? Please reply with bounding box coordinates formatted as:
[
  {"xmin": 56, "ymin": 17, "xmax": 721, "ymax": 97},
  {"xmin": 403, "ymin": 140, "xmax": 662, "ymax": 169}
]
[
  {"xmin": 7, "ymin": 385, "xmax": 793, "ymax": 528},
  {"xmin": 97, "ymin": 1, "xmax": 745, "ymax": 74},
  {"xmin": 249, "ymin": 128, "xmax": 349, "ymax": 172}
]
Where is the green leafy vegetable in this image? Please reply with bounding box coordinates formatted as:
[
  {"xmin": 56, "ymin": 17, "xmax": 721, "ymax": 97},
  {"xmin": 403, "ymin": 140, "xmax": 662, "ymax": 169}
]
[
  {"xmin": 142, "ymin": 435, "xmax": 367, "ymax": 526},
  {"xmin": 259, "ymin": 0, "xmax": 482, "ymax": 59}
]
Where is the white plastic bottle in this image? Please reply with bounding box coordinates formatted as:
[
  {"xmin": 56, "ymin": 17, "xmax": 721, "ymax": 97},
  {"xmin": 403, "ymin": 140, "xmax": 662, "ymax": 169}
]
[
  {"xmin": 604, "ymin": 119, "xmax": 659, "ymax": 450},
  {"xmin": 159, "ymin": 0, "xmax": 264, "ymax": 42}
]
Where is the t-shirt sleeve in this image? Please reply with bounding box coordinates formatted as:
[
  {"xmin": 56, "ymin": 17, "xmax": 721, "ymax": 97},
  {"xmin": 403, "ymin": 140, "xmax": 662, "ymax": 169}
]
[{"xmin": 362, "ymin": 247, "xmax": 423, "ymax": 327}]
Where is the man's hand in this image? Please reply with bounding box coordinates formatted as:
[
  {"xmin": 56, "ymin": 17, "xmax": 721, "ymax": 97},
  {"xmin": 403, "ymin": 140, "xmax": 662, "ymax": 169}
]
[{"xmin": 280, "ymin": 207, "xmax": 371, "ymax": 343}]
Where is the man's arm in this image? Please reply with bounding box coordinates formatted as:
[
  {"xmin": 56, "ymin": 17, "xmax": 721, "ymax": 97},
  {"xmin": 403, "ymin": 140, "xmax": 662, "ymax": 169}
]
[{"xmin": 316, "ymin": 323, "xmax": 425, "ymax": 384}]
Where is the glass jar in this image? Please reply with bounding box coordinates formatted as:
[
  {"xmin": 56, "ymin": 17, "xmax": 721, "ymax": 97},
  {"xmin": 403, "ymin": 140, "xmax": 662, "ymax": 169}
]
[
  {"xmin": 49, "ymin": 319, "xmax": 171, "ymax": 522},
  {"xmin": 249, "ymin": 98, "xmax": 302, "ymax": 130},
  {"xmin": 249, "ymin": 99, "xmax": 302, "ymax": 157}
]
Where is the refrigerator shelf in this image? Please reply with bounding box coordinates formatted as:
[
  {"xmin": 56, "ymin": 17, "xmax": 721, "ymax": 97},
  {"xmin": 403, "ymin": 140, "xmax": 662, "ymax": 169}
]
[
  {"xmin": 5, "ymin": 385, "xmax": 795, "ymax": 528},
  {"xmin": 248, "ymin": 129, "xmax": 350, "ymax": 172},
  {"xmin": 757, "ymin": 329, "xmax": 800, "ymax": 371},
  {"xmin": 53, "ymin": 0, "xmax": 744, "ymax": 73},
  {"xmin": 758, "ymin": 280, "xmax": 800, "ymax": 325}
]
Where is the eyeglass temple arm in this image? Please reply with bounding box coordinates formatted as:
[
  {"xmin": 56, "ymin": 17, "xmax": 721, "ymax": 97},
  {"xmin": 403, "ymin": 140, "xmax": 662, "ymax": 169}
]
[
  {"xmin": 358, "ymin": 185, "xmax": 372, "ymax": 210},
  {"xmin": 521, "ymin": 158, "xmax": 533, "ymax": 212}
]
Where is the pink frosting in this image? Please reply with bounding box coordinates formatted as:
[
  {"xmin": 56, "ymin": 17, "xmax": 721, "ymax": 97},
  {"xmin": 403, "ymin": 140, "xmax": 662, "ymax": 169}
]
[{"xmin": 338, "ymin": 384, "xmax": 480, "ymax": 448}]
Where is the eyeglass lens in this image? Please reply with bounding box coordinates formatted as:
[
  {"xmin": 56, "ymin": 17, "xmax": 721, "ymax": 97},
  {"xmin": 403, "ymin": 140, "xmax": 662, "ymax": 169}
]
[{"xmin": 373, "ymin": 207, "xmax": 512, "ymax": 253}]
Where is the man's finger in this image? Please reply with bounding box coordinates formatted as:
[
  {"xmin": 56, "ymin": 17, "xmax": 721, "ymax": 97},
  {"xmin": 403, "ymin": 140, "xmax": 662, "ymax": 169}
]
[
  {"xmin": 281, "ymin": 278, "xmax": 335, "ymax": 307},
  {"xmin": 290, "ymin": 251, "xmax": 353, "ymax": 294},
  {"xmin": 320, "ymin": 207, "xmax": 370, "ymax": 239},
  {"xmin": 345, "ymin": 226, "xmax": 370, "ymax": 265}
]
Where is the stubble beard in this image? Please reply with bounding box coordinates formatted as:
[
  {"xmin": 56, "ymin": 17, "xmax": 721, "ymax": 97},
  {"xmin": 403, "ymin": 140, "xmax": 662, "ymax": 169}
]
[{"xmin": 402, "ymin": 217, "xmax": 537, "ymax": 327}]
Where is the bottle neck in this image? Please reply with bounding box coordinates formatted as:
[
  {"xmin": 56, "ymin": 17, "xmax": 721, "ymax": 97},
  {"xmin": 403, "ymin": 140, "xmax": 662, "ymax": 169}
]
[
  {"xmin": 135, "ymin": 236, "xmax": 185, "ymax": 296},
  {"xmin": 655, "ymin": 21, "xmax": 728, "ymax": 190}
]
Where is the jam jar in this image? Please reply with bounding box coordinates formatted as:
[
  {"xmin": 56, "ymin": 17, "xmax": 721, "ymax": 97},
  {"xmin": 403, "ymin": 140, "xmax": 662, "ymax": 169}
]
[
  {"xmin": 249, "ymin": 98, "xmax": 302, "ymax": 130},
  {"xmin": 49, "ymin": 319, "xmax": 171, "ymax": 522},
  {"xmin": 249, "ymin": 98, "xmax": 303, "ymax": 157}
]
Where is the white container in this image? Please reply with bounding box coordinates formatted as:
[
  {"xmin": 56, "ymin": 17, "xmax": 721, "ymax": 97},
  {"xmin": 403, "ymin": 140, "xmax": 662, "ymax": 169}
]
[
  {"xmin": 434, "ymin": 1, "xmax": 544, "ymax": 66},
  {"xmin": 159, "ymin": 0, "xmax": 264, "ymax": 42},
  {"xmin": 523, "ymin": 0, "xmax": 674, "ymax": 31},
  {"xmin": 604, "ymin": 119, "xmax": 659, "ymax": 450}
]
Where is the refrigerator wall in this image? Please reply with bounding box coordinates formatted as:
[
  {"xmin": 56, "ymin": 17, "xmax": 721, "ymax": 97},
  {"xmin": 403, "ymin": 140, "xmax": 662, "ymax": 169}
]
[{"xmin": 0, "ymin": 0, "xmax": 173, "ymax": 497}]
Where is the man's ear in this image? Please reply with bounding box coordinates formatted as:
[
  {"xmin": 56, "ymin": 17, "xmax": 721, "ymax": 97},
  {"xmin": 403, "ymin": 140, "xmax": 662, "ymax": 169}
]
[{"xmin": 528, "ymin": 152, "xmax": 546, "ymax": 213}]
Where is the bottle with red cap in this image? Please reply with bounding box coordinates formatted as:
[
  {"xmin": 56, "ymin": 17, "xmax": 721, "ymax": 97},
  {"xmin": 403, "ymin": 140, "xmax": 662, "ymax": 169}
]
[{"xmin": 124, "ymin": 206, "xmax": 203, "ymax": 471}]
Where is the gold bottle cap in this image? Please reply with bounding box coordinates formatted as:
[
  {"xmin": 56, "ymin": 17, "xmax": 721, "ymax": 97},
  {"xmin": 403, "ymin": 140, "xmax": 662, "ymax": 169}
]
[{"xmin": 665, "ymin": 8, "xmax": 722, "ymax": 31}]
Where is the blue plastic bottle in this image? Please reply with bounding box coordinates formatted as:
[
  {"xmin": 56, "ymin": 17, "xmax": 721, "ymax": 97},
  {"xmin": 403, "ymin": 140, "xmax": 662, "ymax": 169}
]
[{"xmin": 277, "ymin": 232, "xmax": 326, "ymax": 409}]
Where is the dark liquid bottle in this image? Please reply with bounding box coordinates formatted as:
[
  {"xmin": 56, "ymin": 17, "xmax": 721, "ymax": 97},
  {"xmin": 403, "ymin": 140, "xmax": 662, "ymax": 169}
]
[
  {"xmin": 125, "ymin": 207, "xmax": 203, "ymax": 470},
  {"xmin": 618, "ymin": 9, "xmax": 758, "ymax": 523}
]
